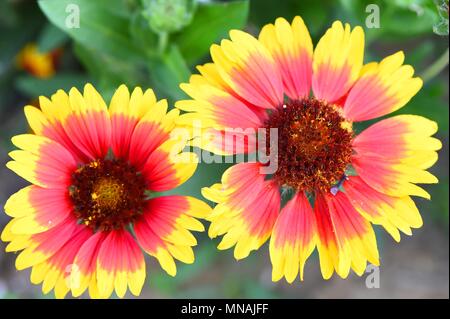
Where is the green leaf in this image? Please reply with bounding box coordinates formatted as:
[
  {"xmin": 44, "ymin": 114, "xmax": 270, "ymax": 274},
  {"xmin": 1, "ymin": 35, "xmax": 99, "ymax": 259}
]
[
  {"xmin": 73, "ymin": 43, "xmax": 148, "ymax": 101},
  {"xmin": 37, "ymin": 23, "xmax": 68, "ymax": 53},
  {"xmin": 173, "ymin": 0, "xmax": 249, "ymax": 65},
  {"xmin": 38, "ymin": 0, "xmax": 144, "ymax": 61},
  {"xmin": 148, "ymin": 44, "xmax": 190, "ymax": 101},
  {"xmin": 381, "ymin": 6, "xmax": 438, "ymax": 37},
  {"xmin": 129, "ymin": 12, "xmax": 159, "ymax": 56},
  {"xmin": 15, "ymin": 73, "xmax": 89, "ymax": 98},
  {"xmin": 338, "ymin": 0, "xmax": 440, "ymax": 40}
]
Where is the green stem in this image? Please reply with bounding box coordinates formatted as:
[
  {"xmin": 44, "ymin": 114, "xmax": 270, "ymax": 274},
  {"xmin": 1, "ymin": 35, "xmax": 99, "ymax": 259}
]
[
  {"xmin": 158, "ymin": 32, "xmax": 169, "ymax": 54},
  {"xmin": 420, "ymin": 48, "xmax": 449, "ymax": 83}
]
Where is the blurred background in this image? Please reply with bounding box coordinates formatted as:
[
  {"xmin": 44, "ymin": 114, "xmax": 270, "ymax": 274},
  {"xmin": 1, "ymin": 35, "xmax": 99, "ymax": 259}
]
[{"xmin": 0, "ymin": 0, "xmax": 448, "ymax": 298}]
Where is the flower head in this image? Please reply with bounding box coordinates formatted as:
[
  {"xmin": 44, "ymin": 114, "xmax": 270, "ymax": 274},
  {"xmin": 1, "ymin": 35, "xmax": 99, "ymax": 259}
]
[
  {"xmin": 2, "ymin": 84, "xmax": 210, "ymax": 298},
  {"xmin": 16, "ymin": 43, "xmax": 61, "ymax": 78},
  {"xmin": 176, "ymin": 17, "xmax": 441, "ymax": 282}
]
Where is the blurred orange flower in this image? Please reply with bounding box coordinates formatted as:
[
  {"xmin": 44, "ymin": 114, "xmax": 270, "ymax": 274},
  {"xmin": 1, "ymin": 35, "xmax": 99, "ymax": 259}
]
[{"xmin": 16, "ymin": 43, "xmax": 62, "ymax": 78}]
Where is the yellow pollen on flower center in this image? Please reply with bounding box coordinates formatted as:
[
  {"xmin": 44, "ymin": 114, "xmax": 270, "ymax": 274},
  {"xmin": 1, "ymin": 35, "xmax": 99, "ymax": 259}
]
[{"xmin": 91, "ymin": 178, "xmax": 124, "ymax": 210}]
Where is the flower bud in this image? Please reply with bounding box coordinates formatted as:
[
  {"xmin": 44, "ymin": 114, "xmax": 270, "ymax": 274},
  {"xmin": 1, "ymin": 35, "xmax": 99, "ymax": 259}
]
[{"xmin": 142, "ymin": 0, "xmax": 196, "ymax": 34}]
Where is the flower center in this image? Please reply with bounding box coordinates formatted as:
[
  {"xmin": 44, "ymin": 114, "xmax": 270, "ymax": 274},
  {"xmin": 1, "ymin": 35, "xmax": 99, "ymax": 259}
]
[
  {"xmin": 265, "ymin": 98, "xmax": 353, "ymax": 192},
  {"xmin": 91, "ymin": 177, "xmax": 124, "ymax": 210},
  {"xmin": 69, "ymin": 159, "xmax": 147, "ymax": 231}
]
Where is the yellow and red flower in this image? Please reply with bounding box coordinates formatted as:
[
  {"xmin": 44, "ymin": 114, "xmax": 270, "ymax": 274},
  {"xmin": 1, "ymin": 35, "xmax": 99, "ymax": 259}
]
[
  {"xmin": 16, "ymin": 43, "xmax": 62, "ymax": 78},
  {"xmin": 2, "ymin": 84, "xmax": 210, "ymax": 298},
  {"xmin": 176, "ymin": 17, "xmax": 441, "ymax": 282}
]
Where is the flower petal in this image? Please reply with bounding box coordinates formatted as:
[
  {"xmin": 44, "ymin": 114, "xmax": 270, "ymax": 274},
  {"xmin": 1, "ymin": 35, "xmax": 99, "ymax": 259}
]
[
  {"xmin": 30, "ymin": 226, "xmax": 92, "ymax": 299},
  {"xmin": 109, "ymin": 85, "xmax": 158, "ymax": 159},
  {"xmin": 312, "ymin": 21, "xmax": 364, "ymax": 103},
  {"xmin": 187, "ymin": 127, "xmax": 258, "ymax": 156},
  {"xmin": 177, "ymin": 81, "xmax": 265, "ymax": 129},
  {"xmin": 176, "ymin": 66, "xmax": 264, "ymax": 156},
  {"xmin": 24, "ymin": 89, "xmax": 88, "ymax": 162},
  {"xmin": 127, "ymin": 105, "xmax": 175, "ymax": 170},
  {"xmin": 352, "ymin": 115, "xmax": 441, "ymax": 199},
  {"xmin": 1, "ymin": 219, "xmax": 32, "ymax": 252},
  {"xmin": 315, "ymin": 192, "xmax": 379, "ymax": 279},
  {"xmin": 63, "ymin": 84, "xmax": 111, "ymax": 160},
  {"xmin": 12, "ymin": 215, "xmax": 80, "ymax": 271},
  {"xmin": 195, "ymin": 62, "xmax": 270, "ymax": 120},
  {"xmin": 259, "ymin": 16, "xmax": 313, "ymax": 100},
  {"xmin": 7, "ymin": 134, "xmax": 76, "ymax": 189},
  {"xmin": 96, "ymin": 229, "xmax": 146, "ymax": 298},
  {"xmin": 26, "ymin": 84, "xmax": 111, "ymax": 162},
  {"xmin": 142, "ymin": 138, "xmax": 198, "ymax": 192},
  {"xmin": 344, "ymin": 176, "xmax": 422, "ymax": 242},
  {"xmin": 352, "ymin": 156, "xmax": 437, "ymax": 199},
  {"xmin": 210, "ymin": 30, "xmax": 283, "ymax": 108},
  {"xmin": 343, "ymin": 52, "xmax": 423, "ymax": 121},
  {"xmin": 202, "ymin": 163, "xmax": 280, "ymax": 260},
  {"xmin": 70, "ymin": 232, "xmax": 107, "ymax": 298},
  {"xmin": 270, "ymin": 192, "xmax": 316, "ymax": 283},
  {"xmin": 353, "ymin": 114, "xmax": 441, "ymax": 167},
  {"xmin": 4, "ymin": 186, "xmax": 72, "ymax": 235},
  {"xmin": 134, "ymin": 196, "xmax": 210, "ymax": 276}
]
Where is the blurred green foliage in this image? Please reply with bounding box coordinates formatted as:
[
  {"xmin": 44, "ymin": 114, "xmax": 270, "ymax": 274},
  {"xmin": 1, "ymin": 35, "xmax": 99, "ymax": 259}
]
[{"xmin": 0, "ymin": 0, "xmax": 448, "ymax": 298}]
